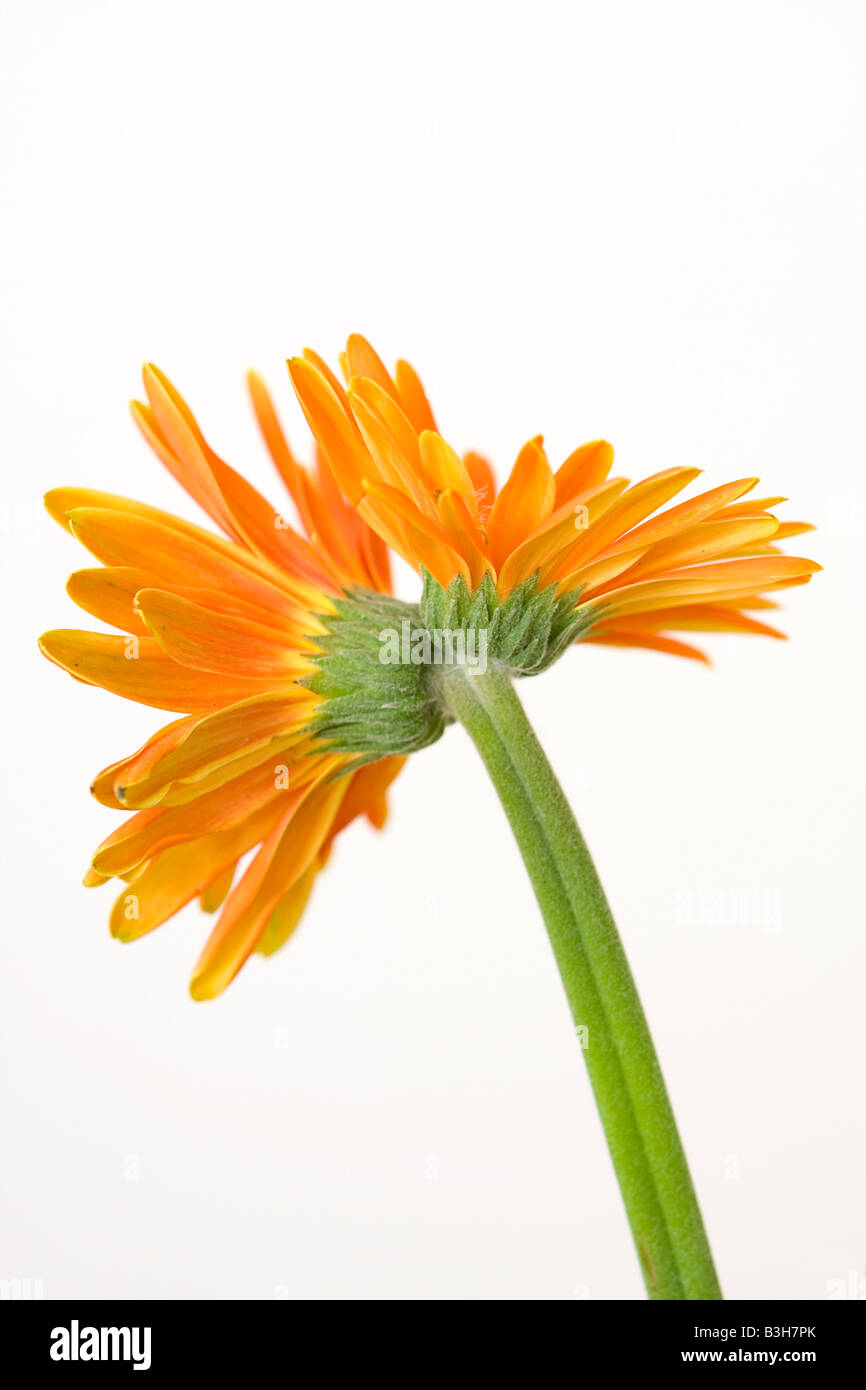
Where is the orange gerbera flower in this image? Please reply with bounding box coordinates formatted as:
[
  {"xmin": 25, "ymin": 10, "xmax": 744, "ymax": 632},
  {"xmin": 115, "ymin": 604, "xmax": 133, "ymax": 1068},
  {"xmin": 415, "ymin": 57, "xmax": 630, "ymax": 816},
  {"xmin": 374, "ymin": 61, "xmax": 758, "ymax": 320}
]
[
  {"xmin": 39, "ymin": 360, "xmax": 404, "ymax": 1000},
  {"xmin": 40, "ymin": 335, "xmax": 818, "ymax": 999},
  {"xmin": 289, "ymin": 335, "xmax": 819, "ymax": 664}
]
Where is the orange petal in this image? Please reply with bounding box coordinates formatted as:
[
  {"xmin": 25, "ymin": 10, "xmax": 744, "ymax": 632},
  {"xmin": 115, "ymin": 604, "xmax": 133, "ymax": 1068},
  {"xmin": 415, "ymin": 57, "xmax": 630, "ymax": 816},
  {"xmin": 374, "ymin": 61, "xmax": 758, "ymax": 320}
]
[
  {"xmin": 134, "ymin": 369, "xmax": 240, "ymax": 539},
  {"xmin": 246, "ymin": 370, "xmax": 308, "ymax": 515},
  {"xmin": 771, "ymin": 521, "xmax": 815, "ymax": 541},
  {"xmin": 151, "ymin": 733, "xmax": 315, "ymax": 808},
  {"xmin": 349, "ymin": 376, "xmax": 423, "ymax": 478},
  {"xmin": 63, "ymin": 503, "xmax": 315, "ymax": 617},
  {"xmin": 110, "ymin": 800, "xmax": 285, "ymax": 941},
  {"xmin": 68, "ymin": 564, "xmax": 309, "ymax": 639},
  {"xmin": 110, "ymin": 690, "xmax": 314, "ymax": 809},
  {"xmin": 92, "ymin": 759, "xmax": 306, "ymax": 877},
  {"xmin": 142, "ymin": 365, "xmax": 337, "ymax": 585},
  {"xmin": 485, "ymin": 437, "xmax": 556, "ymax": 568},
  {"xmin": 324, "ymin": 756, "xmax": 405, "ymax": 845},
  {"xmin": 585, "ymin": 630, "xmax": 711, "ymax": 663},
  {"xmin": 395, "ymin": 358, "xmax": 437, "ymax": 432},
  {"xmin": 288, "ymin": 356, "xmax": 369, "ymax": 505},
  {"xmin": 418, "ymin": 432, "xmax": 477, "ymax": 509},
  {"xmin": 348, "ymin": 378, "xmax": 433, "ymax": 514},
  {"xmin": 604, "ymin": 605, "xmax": 786, "ymax": 639},
  {"xmin": 464, "ymin": 451, "xmax": 496, "ymax": 518},
  {"xmin": 592, "ymin": 477, "xmax": 761, "ymax": 563},
  {"xmin": 133, "ymin": 588, "xmax": 311, "ymax": 679},
  {"xmin": 715, "ymin": 495, "xmax": 786, "ymax": 519},
  {"xmin": 90, "ymin": 717, "xmax": 197, "ymax": 808},
  {"xmin": 255, "ymin": 862, "xmax": 318, "ymax": 956},
  {"xmin": 39, "ymin": 630, "xmax": 268, "ymax": 713},
  {"xmin": 345, "ymin": 334, "xmax": 400, "ymax": 402},
  {"xmin": 359, "ymin": 479, "xmax": 471, "ymax": 588},
  {"xmin": 47, "ymin": 488, "xmax": 315, "ymax": 608},
  {"xmin": 591, "ymin": 556, "xmax": 821, "ymax": 618},
  {"xmin": 67, "ymin": 567, "xmax": 157, "ymax": 636},
  {"xmin": 728, "ymin": 595, "xmax": 781, "ymax": 610},
  {"xmin": 554, "ymin": 441, "xmax": 615, "ymax": 504},
  {"xmin": 360, "ymin": 523, "xmax": 393, "ymax": 593},
  {"xmin": 201, "ymin": 863, "xmax": 236, "ymax": 913},
  {"xmin": 543, "ymin": 477, "xmax": 632, "ymax": 589},
  {"xmin": 307, "ymin": 438, "xmax": 381, "ymax": 584},
  {"xmin": 587, "ymin": 516, "xmax": 781, "ymax": 595},
  {"xmin": 498, "ymin": 495, "xmax": 610, "ymax": 594},
  {"xmin": 552, "ymin": 467, "xmax": 702, "ymax": 581},
  {"xmin": 190, "ymin": 771, "xmax": 347, "ymax": 999},
  {"xmin": 436, "ymin": 490, "xmax": 493, "ymax": 589}
]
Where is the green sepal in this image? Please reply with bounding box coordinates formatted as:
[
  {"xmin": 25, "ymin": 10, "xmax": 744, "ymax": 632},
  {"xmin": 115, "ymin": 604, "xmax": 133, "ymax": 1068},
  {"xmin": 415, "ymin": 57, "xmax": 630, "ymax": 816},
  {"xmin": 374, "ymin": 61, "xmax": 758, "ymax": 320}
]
[
  {"xmin": 419, "ymin": 569, "xmax": 592, "ymax": 676},
  {"xmin": 304, "ymin": 570, "xmax": 593, "ymax": 760},
  {"xmin": 303, "ymin": 589, "xmax": 450, "ymax": 761}
]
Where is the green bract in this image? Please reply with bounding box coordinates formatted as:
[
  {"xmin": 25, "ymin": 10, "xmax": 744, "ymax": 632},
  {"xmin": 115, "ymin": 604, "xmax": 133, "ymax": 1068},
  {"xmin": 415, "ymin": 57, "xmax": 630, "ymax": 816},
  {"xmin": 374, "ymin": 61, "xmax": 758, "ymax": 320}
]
[{"xmin": 304, "ymin": 570, "xmax": 591, "ymax": 763}]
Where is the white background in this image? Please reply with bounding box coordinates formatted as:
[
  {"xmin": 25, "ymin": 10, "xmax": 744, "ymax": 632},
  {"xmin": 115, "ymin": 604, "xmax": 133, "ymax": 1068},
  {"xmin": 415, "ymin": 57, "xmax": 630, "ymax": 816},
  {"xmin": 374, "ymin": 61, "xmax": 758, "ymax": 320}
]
[{"xmin": 1, "ymin": 0, "xmax": 864, "ymax": 1300}]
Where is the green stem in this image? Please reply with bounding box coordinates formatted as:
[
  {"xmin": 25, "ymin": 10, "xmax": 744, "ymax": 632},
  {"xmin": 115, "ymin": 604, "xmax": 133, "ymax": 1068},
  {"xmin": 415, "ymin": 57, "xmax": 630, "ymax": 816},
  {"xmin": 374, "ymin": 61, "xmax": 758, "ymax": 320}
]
[{"xmin": 439, "ymin": 660, "xmax": 722, "ymax": 1301}]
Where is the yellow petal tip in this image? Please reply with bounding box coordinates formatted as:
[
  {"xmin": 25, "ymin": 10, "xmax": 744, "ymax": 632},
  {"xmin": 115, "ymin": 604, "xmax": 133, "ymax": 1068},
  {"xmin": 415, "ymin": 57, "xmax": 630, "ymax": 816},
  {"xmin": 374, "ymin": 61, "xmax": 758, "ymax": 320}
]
[
  {"xmin": 188, "ymin": 973, "xmax": 220, "ymax": 1003},
  {"xmin": 44, "ymin": 489, "xmax": 75, "ymax": 529}
]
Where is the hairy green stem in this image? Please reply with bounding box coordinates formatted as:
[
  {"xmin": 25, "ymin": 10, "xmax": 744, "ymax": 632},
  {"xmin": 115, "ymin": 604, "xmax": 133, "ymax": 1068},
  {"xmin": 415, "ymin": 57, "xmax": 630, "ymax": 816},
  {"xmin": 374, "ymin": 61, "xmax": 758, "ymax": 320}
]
[{"xmin": 439, "ymin": 660, "xmax": 722, "ymax": 1301}]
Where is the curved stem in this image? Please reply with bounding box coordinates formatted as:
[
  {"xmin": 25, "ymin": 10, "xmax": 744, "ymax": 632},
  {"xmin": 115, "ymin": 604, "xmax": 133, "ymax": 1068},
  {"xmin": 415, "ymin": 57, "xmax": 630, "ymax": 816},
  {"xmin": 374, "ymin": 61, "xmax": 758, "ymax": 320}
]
[{"xmin": 439, "ymin": 661, "xmax": 722, "ymax": 1301}]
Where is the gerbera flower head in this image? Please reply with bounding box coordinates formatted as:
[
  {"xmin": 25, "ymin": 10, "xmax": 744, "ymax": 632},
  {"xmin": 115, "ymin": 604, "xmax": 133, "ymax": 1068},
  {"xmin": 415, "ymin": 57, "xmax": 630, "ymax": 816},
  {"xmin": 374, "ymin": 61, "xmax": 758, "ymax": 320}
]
[{"xmin": 40, "ymin": 335, "xmax": 819, "ymax": 998}]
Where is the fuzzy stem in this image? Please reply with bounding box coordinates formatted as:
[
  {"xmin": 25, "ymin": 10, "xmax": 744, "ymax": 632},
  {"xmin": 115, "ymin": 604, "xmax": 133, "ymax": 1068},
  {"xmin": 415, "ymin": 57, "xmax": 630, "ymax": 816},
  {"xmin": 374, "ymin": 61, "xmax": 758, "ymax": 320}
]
[{"xmin": 439, "ymin": 660, "xmax": 722, "ymax": 1300}]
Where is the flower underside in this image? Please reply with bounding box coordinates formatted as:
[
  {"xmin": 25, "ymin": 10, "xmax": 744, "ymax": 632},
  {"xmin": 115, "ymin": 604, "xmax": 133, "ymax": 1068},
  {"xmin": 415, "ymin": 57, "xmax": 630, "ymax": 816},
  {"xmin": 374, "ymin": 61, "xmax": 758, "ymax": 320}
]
[
  {"xmin": 39, "ymin": 334, "xmax": 819, "ymax": 997},
  {"xmin": 307, "ymin": 571, "xmax": 594, "ymax": 763}
]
